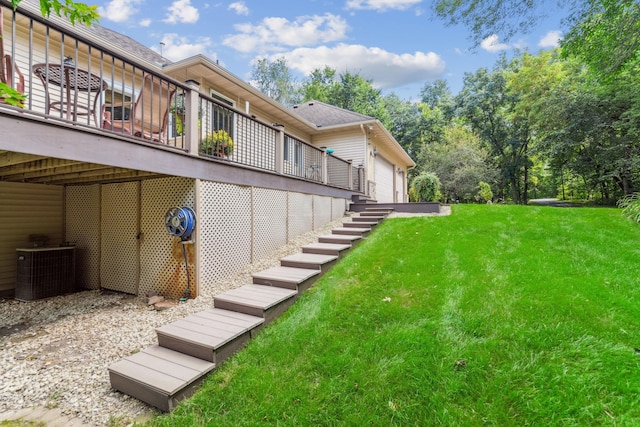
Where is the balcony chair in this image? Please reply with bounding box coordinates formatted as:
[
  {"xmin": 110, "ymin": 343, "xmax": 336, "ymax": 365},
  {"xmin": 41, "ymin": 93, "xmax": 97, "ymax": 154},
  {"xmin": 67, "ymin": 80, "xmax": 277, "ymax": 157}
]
[
  {"xmin": 101, "ymin": 74, "xmax": 176, "ymax": 143},
  {"xmin": 0, "ymin": 7, "xmax": 25, "ymax": 103}
]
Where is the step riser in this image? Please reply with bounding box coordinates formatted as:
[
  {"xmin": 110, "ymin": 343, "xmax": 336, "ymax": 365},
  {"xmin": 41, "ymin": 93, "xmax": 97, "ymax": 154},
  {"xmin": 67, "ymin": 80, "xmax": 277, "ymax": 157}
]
[
  {"xmin": 332, "ymin": 229, "xmax": 369, "ymax": 236},
  {"xmin": 352, "ymin": 217, "xmax": 382, "ymax": 222},
  {"xmin": 360, "ymin": 212, "xmax": 388, "ymax": 217},
  {"xmin": 280, "ymin": 259, "xmax": 337, "ymax": 273},
  {"xmin": 214, "ymin": 297, "xmax": 297, "ymax": 325},
  {"xmin": 109, "ymin": 370, "xmax": 207, "ymax": 413},
  {"xmin": 302, "ymin": 246, "xmax": 348, "ymax": 257},
  {"xmin": 317, "ymin": 237, "xmax": 363, "ymax": 249},
  {"xmin": 157, "ymin": 330, "xmax": 251, "ymax": 365},
  {"xmin": 343, "ymin": 222, "xmax": 375, "ymax": 229}
]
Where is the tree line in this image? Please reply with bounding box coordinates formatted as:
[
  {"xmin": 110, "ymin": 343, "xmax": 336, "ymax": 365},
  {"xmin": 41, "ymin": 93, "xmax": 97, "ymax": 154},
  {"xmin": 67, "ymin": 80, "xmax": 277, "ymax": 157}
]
[{"xmin": 252, "ymin": 46, "xmax": 639, "ymax": 205}]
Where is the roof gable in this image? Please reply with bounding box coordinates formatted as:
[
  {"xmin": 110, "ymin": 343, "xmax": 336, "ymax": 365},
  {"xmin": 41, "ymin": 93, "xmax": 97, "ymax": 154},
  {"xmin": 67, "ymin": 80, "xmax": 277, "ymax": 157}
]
[{"xmin": 292, "ymin": 101, "xmax": 374, "ymax": 127}]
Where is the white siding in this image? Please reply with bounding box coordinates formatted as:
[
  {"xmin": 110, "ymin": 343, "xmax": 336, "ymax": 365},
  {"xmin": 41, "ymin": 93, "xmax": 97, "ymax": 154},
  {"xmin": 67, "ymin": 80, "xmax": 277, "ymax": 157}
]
[
  {"xmin": 312, "ymin": 130, "xmax": 366, "ymax": 167},
  {"xmin": 375, "ymin": 155, "xmax": 395, "ymax": 203},
  {"xmin": 0, "ymin": 182, "xmax": 64, "ymax": 294}
]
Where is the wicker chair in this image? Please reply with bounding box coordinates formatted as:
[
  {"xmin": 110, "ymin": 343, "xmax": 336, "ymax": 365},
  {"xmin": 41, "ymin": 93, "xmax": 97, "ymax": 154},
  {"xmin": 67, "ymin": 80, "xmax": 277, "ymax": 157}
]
[{"xmin": 0, "ymin": 6, "xmax": 25, "ymax": 103}]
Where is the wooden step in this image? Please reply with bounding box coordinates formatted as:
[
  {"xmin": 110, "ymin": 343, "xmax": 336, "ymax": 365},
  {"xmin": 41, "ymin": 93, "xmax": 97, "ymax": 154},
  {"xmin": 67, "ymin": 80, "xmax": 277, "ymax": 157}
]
[
  {"xmin": 156, "ymin": 308, "xmax": 264, "ymax": 363},
  {"xmin": 301, "ymin": 242, "xmax": 351, "ymax": 257},
  {"xmin": 342, "ymin": 221, "xmax": 376, "ymax": 229},
  {"xmin": 317, "ymin": 234, "xmax": 361, "ymax": 246},
  {"xmin": 365, "ymin": 207, "xmax": 394, "ymax": 212},
  {"xmin": 108, "ymin": 345, "xmax": 215, "ymax": 412},
  {"xmin": 353, "ymin": 216, "xmax": 383, "ymax": 223},
  {"xmin": 252, "ymin": 266, "xmax": 321, "ymax": 292},
  {"xmin": 214, "ymin": 284, "xmax": 298, "ymax": 324},
  {"xmin": 280, "ymin": 253, "xmax": 338, "ymax": 273},
  {"xmin": 332, "ymin": 227, "xmax": 370, "ymax": 237}
]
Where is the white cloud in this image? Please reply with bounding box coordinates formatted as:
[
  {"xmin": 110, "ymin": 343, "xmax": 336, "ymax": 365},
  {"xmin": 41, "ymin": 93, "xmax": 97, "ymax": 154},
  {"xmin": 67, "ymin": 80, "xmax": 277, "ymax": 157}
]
[
  {"xmin": 139, "ymin": 18, "xmax": 151, "ymax": 27},
  {"xmin": 222, "ymin": 14, "xmax": 348, "ymax": 53},
  {"xmin": 273, "ymin": 43, "xmax": 445, "ymax": 89},
  {"xmin": 163, "ymin": 0, "xmax": 200, "ymax": 24},
  {"xmin": 539, "ymin": 30, "xmax": 562, "ymax": 48},
  {"xmin": 98, "ymin": 0, "xmax": 142, "ymax": 23},
  {"xmin": 152, "ymin": 33, "xmax": 216, "ymax": 61},
  {"xmin": 228, "ymin": 1, "xmax": 249, "ymax": 16},
  {"xmin": 345, "ymin": 0, "xmax": 422, "ymax": 11},
  {"xmin": 480, "ymin": 34, "xmax": 511, "ymax": 53}
]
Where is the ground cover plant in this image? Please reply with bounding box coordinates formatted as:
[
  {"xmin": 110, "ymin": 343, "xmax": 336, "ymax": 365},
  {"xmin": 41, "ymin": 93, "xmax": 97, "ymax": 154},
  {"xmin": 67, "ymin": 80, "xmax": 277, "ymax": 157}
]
[{"xmin": 149, "ymin": 205, "xmax": 640, "ymax": 426}]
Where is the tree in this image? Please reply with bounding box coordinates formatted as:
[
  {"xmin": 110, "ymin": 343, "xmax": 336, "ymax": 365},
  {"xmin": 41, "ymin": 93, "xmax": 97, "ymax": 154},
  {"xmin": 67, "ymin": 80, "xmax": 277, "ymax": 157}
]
[
  {"xmin": 419, "ymin": 122, "xmax": 496, "ymax": 203},
  {"xmin": 410, "ymin": 172, "xmax": 441, "ymax": 202},
  {"xmin": 1, "ymin": 0, "xmax": 99, "ymax": 105},
  {"xmin": 300, "ymin": 68, "xmax": 390, "ymax": 126},
  {"xmin": 432, "ymin": 0, "xmax": 640, "ymax": 78},
  {"xmin": 455, "ymin": 64, "xmax": 530, "ymax": 203},
  {"xmin": 250, "ymin": 57, "xmax": 300, "ymax": 106},
  {"xmin": 382, "ymin": 93, "xmax": 422, "ymax": 160},
  {"xmin": 10, "ymin": 0, "xmax": 99, "ymax": 25}
]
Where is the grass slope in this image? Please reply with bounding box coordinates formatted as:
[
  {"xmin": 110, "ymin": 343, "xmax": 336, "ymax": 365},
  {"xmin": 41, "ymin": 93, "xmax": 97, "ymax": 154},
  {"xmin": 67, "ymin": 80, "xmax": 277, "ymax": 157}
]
[{"xmin": 149, "ymin": 205, "xmax": 640, "ymax": 426}]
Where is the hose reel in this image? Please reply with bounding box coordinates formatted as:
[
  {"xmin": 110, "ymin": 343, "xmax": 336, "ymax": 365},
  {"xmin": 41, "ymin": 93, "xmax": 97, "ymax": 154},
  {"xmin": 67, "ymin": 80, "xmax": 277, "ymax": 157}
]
[
  {"xmin": 164, "ymin": 207, "xmax": 196, "ymax": 240},
  {"xmin": 164, "ymin": 207, "xmax": 196, "ymax": 301}
]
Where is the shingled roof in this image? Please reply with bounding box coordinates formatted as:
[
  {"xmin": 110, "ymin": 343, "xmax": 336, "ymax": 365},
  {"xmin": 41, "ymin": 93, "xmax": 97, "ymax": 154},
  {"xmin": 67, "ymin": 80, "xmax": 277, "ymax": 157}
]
[
  {"xmin": 292, "ymin": 101, "xmax": 375, "ymax": 128},
  {"xmin": 88, "ymin": 24, "xmax": 170, "ymax": 66}
]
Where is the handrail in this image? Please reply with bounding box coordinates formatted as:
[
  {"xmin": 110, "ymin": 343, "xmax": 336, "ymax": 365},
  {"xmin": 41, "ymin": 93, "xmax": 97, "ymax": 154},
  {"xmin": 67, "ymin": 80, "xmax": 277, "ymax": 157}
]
[{"xmin": 0, "ymin": 0, "xmax": 363, "ymax": 192}]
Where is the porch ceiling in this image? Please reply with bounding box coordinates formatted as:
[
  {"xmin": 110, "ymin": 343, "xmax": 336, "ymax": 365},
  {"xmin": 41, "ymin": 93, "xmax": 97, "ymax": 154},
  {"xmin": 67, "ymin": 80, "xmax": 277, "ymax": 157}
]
[{"xmin": 0, "ymin": 151, "xmax": 164, "ymax": 185}]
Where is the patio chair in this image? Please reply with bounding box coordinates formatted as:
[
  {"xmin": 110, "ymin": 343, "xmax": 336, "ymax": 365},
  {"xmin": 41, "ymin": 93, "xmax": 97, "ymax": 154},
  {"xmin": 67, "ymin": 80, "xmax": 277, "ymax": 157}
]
[
  {"xmin": 101, "ymin": 74, "xmax": 176, "ymax": 143},
  {"xmin": 0, "ymin": 7, "xmax": 25, "ymax": 102}
]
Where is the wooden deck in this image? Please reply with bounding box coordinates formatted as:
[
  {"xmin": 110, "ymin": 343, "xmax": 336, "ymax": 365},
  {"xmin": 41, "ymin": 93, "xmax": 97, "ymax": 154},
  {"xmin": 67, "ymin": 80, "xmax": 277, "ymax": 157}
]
[{"xmin": 108, "ymin": 210, "xmax": 389, "ymax": 412}]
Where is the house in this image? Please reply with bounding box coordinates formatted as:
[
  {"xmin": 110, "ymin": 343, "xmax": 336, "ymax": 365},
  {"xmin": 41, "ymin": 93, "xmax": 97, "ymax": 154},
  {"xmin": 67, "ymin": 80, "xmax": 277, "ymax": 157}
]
[{"xmin": 0, "ymin": 0, "xmax": 419, "ymax": 301}]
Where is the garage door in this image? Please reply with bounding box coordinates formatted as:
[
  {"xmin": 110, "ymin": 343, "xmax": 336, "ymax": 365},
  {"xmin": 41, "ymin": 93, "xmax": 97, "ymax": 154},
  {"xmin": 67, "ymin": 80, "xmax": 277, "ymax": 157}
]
[{"xmin": 375, "ymin": 155, "xmax": 394, "ymax": 203}]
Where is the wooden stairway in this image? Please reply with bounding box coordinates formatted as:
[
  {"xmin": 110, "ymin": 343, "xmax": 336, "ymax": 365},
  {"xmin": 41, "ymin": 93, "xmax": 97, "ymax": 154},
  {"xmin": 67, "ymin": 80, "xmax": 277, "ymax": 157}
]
[{"xmin": 108, "ymin": 209, "xmax": 393, "ymax": 411}]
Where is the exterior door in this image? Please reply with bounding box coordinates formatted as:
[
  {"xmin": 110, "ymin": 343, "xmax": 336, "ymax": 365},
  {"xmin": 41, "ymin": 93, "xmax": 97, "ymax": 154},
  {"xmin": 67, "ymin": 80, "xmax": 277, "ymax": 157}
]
[{"xmin": 100, "ymin": 182, "xmax": 139, "ymax": 294}]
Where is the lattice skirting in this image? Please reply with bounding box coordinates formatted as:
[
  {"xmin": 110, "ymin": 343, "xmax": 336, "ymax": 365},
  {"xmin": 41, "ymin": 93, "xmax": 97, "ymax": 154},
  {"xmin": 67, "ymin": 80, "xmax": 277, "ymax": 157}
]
[{"xmin": 65, "ymin": 177, "xmax": 347, "ymax": 298}]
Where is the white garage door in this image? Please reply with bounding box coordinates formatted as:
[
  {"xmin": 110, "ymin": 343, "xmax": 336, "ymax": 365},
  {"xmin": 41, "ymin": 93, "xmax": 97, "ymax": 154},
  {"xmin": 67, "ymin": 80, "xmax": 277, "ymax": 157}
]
[{"xmin": 375, "ymin": 155, "xmax": 394, "ymax": 203}]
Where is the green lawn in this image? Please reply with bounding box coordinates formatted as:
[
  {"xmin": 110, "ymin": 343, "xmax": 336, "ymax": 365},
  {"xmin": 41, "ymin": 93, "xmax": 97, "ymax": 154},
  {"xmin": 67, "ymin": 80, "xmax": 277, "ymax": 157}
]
[{"xmin": 148, "ymin": 204, "xmax": 640, "ymax": 426}]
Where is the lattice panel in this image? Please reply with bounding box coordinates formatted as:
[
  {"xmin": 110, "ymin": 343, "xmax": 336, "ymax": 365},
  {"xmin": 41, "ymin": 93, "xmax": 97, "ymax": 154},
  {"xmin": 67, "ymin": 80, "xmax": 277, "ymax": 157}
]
[
  {"xmin": 314, "ymin": 195, "xmax": 332, "ymax": 228},
  {"xmin": 65, "ymin": 185, "xmax": 100, "ymax": 290},
  {"xmin": 199, "ymin": 181, "xmax": 252, "ymax": 294},
  {"xmin": 332, "ymin": 197, "xmax": 347, "ymax": 220},
  {"xmin": 253, "ymin": 188, "xmax": 287, "ymax": 261},
  {"xmin": 140, "ymin": 177, "xmax": 196, "ymax": 300},
  {"xmin": 100, "ymin": 182, "xmax": 139, "ymax": 294},
  {"xmin": 288, "ymin": 192, "xmax": 313, "ymax": 239}
]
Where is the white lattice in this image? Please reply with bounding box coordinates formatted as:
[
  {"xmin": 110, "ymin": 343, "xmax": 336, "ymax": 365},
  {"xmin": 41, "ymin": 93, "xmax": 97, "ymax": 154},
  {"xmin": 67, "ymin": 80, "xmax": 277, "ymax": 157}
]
[
  {"xmin": 140, "ymin": 177, "xmax": 196, "ymax": 299},
  {"xmin": 288, "ymin": 192, "xmax": 313, "ymax": 239},
  {"xmin": 100, "ymin": 182, "xmax": 139, "ymax": 294},
  {"xmin": 313, "ymin": 195, "xmax": 332, "ymax": 228},
  {"xmin": 253, "ymin": 188, "xmax": 287, "ymax": 261},
  {"xmin": 332, "ymin": 197, "xmax": 346, "ymax": 220},
  {"xmin": 199, "ymin": 181, "xmax": 252, "ymax": 294},
  {"xmin": 65, "ymin": 185, "xmax": 100, "ymax": 290}
]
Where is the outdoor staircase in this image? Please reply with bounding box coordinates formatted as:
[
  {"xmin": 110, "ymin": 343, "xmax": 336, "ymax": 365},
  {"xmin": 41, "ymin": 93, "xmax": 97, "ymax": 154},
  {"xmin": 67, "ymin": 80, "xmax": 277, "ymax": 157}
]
[{"xmin": 108, "ymin": 208, "xmax": 393, "ymax": 412}]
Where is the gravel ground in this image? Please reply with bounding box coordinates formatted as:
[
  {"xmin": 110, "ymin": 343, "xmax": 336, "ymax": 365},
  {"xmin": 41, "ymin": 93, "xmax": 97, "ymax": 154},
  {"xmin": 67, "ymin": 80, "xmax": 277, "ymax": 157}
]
[{"xmin": 0, "ymin": 209, "xmax": 449, "ymax": 426}]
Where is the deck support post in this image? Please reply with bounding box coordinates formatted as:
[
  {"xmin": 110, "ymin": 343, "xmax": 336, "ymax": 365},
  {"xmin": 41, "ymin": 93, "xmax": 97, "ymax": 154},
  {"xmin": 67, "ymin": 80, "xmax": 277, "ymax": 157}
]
[
  {"xmin": 274, "ymin": 124, "xmax": 284, "ymax": 174},
  {"xmin": 184, "ymin": 79, "xmax": 201, "ymax": 156}
]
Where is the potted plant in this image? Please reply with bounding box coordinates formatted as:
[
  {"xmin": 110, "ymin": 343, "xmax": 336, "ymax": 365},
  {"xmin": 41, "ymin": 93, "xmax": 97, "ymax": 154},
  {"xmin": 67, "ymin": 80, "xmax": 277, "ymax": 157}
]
[{"xmin": 201, "ymin": 129, "xmax": 234, "ymax": 157}]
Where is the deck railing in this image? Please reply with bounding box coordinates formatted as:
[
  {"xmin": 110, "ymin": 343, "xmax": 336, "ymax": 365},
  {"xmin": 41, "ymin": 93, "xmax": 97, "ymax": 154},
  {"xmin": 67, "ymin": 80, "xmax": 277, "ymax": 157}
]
[{"xmin": 0, "ymin": 1, "xmax": 361, "ymax": 191}]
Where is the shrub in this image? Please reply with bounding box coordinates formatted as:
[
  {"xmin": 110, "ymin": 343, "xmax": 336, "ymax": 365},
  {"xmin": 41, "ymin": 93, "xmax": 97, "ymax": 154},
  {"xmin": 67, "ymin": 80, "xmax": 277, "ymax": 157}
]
[
  {"xmin": 478, "ymin": 181, "xmax": 493, "ymax": 203},
  {"xmin": 410, "ymin": 172, "xmax": 441, "ymax": 202},
  {"xmin": 617, "ymin": 193, "xmax": 640, "ymax": 223}
]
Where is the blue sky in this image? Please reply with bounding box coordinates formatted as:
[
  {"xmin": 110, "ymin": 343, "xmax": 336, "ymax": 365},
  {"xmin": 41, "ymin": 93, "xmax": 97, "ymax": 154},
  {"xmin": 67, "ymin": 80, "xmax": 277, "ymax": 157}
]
[{"xmin": 95, "ymin": 0, "xmax": 566, "ymax": 99}]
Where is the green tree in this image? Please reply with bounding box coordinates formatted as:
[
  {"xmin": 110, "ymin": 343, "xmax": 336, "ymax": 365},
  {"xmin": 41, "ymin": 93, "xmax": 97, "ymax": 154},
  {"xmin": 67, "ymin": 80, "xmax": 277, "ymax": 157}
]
[
  {"xmin": 250, "ymin": 57, "xmax": 300, "ymax": 106},
  {"xmin": 300, "ymin": 68, "xmax": 390, "ymax": 126},
  {"xmin": 455, "ymin": 64, "xmax": 530, "ymax": 203},
  {"xmin": 383, "ymin": 93, "xmax": 422, "ymax": 160},
  {"xmin": 419, "ymin": 123, "xmax": 496, "ymax": 203},
  {"xmin": 10, "ymin": 0, "xmax": 99, "ymax": 25},
  {"xmin": 410, "ymin": 172, "xmax": 441, "ymax": 202}
]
